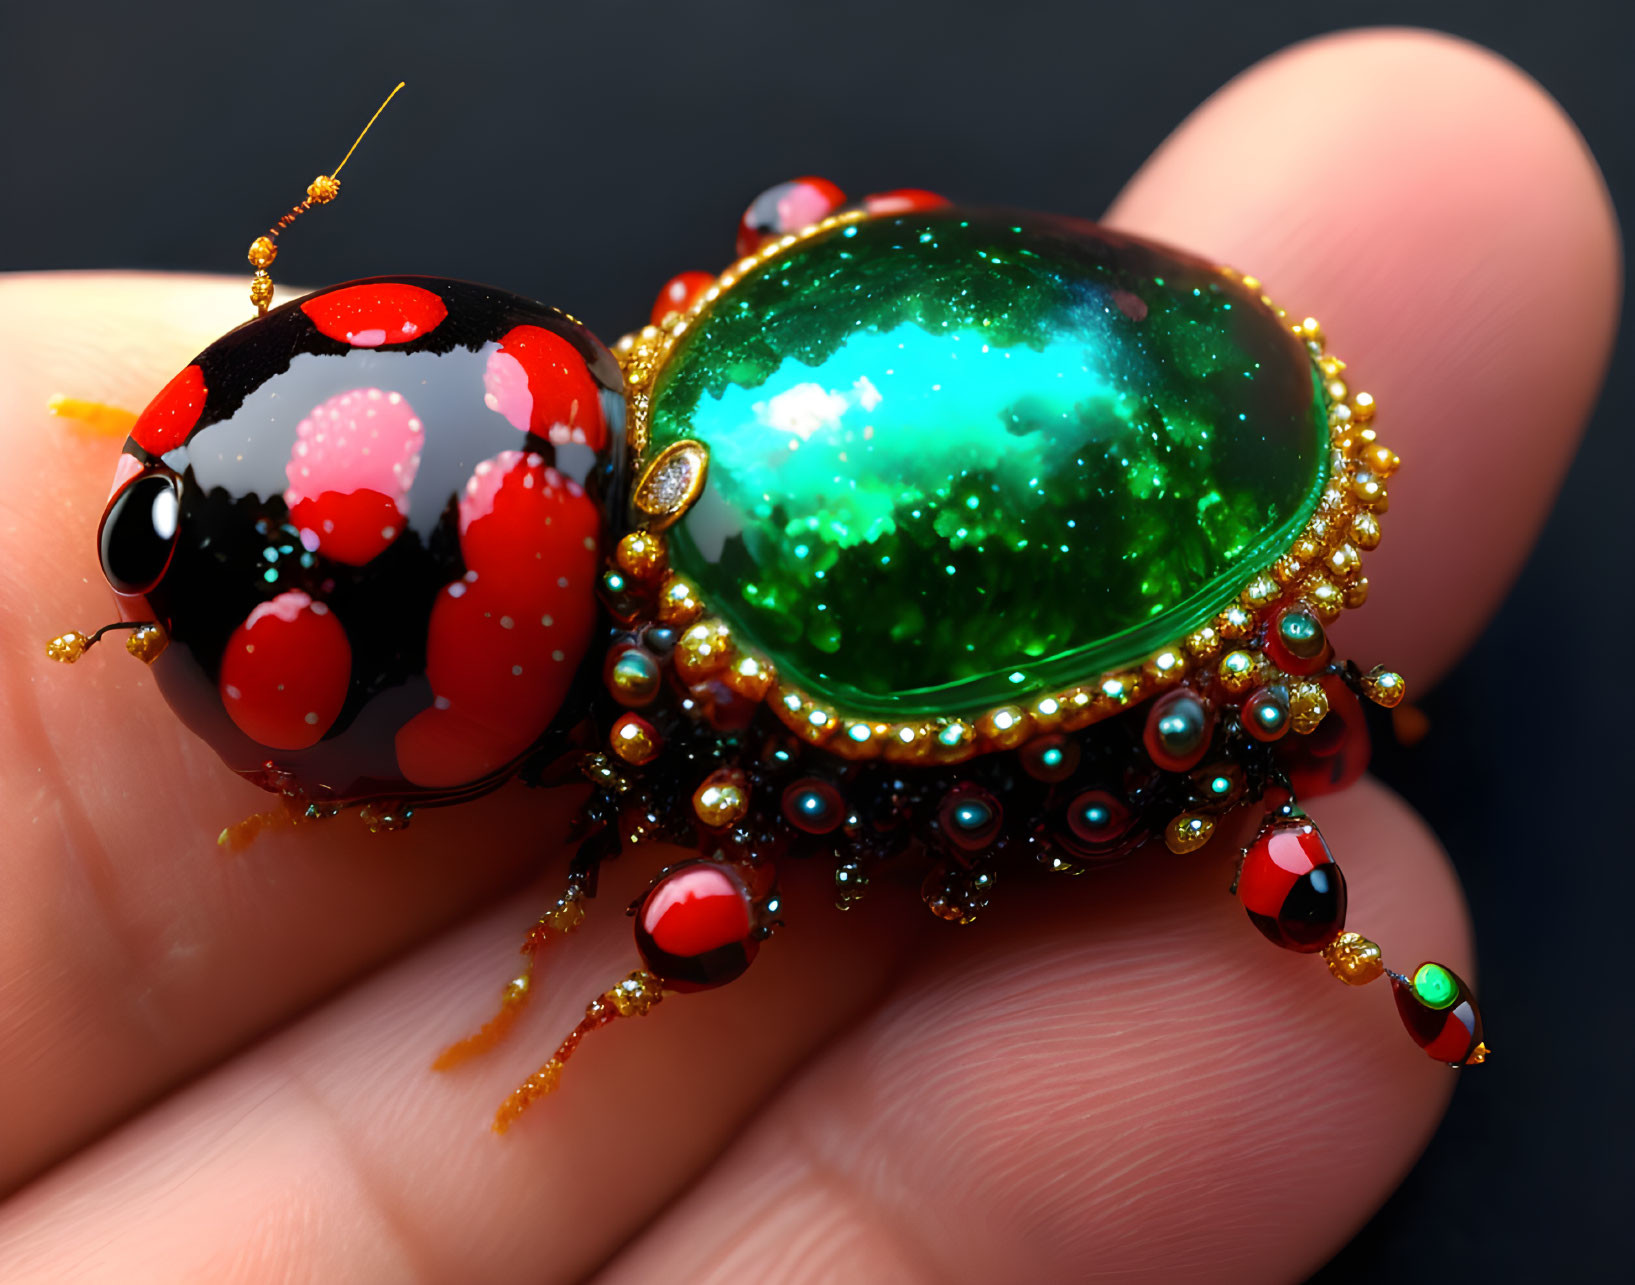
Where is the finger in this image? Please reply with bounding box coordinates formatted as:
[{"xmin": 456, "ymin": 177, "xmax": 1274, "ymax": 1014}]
[
  {"xmin": 1105, "ymin": 28, "xmax": 1620, "ymax": 686},
  {"xmin": 0, "ymin": 848, "xmax": 927, "ymax": 1282},
  {"xmin": 0, "ymin": 273, "xmax": 571, "ymax": 1192},
  {"xmin": 595, "ymin": 780, "xmax": 1467, "ymax": 1285}
]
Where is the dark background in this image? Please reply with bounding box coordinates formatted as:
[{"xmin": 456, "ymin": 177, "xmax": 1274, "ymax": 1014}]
[{"xmin": 3, "ymin": 1, "xmax": 1629, "ymax": 1279}]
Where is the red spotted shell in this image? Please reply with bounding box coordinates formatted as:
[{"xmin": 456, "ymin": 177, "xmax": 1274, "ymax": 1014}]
[{"xmin": 97, "ymin": 277, "xmax": 625, "ymax": 803}]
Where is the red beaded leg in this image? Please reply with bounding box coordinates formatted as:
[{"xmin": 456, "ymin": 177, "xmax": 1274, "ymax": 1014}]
[
  {"xmin": 489, "ymin": 855, "xmax": 777, "ymax": 1130},
  {"xmin": 1234, "ymin": 808, "xmax": 1487, "ymax": 1067},
  {"xmin": 433, "ymin": 882, "xmax": 588, "ymax": 1071}
]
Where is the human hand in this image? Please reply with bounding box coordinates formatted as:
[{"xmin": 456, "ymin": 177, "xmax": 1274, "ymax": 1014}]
[{"xmin": 0, "ymin": 29, "xmax": 1617, "ymax": 1283}]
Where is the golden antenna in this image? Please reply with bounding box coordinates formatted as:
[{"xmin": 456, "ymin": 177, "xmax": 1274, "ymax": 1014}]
[{"xmin": 246, "ymin": 81, "xmax": 406, "ymax": 317}]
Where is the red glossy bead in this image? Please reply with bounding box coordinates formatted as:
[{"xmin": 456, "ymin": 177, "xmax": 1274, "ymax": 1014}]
[
  {"xmin": 650, "ymin": 270, "xmax": 715, "ymax": 327},
  {"xmin": 1143, "ymin": 689, "xmax": 1214, "ymax": 772},
  {"xmin": 635, "ymin": 862, "xmax": 759, "ymax": 992},
  {"xmin": 1242, "ymin": 684, "xmax": 1292, "ymax": 742},
  {"xmin": 1391, "ymin": 963, "xmax": 1485, "ymax": 1065},
  {"xmin": 1262, "ymin": 602, "xmax": 1331, "ymax": 676},
  {"xmin": 782, "ymin": 778, "xmax": 846, "ymax": 835},
  {"xmin": 937, "ymin": 785, "xmax": 1003, "ymax": 852},
  {"xmin": 735, "ymin": 176, "xmax": 847, "ymax": 259},
  {"xmin": 862, "ymin": 188, "xmax": 950, "ymax": 216},
  {"xmin": 1237, "ymin": 819, "xmax": 1347, "ymax": 952},
  {"xmin": 1054, "ymin": 788, "xmax": 1135, "ymax": 860}
]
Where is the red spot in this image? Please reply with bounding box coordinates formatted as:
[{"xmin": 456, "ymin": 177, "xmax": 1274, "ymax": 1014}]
[
  {"xmin": 640, "ymin": 865, "xmax": 753, "ymax": 959},
  {"xmin": 649, "ymin": 271, "xmax": 715, "ymax": 326},
  {"xmin": 284, "ymin": 386, "xmax": 422, "ymax": 565},
  {"xmin": 131, "ymin": 364, "xmax": 206, "ymax": 455},
  {"xmin": 482, "ymin": 325, "xmax": 607, "ymax": 450},
  {"xmin": 218, "ymin": 591, "xmax": 352, "ymax": 750},
  {"xmin": 300, "ymin": 282, "xmax": 448, "ymax": 348},
  {"xmin": 862, "ymin": 188, "xmax": 950, "ymax": 217},
  {"xmin": 395, "ymin": 451, "xmax": 601, "ymax": 788},
  {"xmin": 289, "ymin": 489, "xmax": 404, "ymax": 566},
  {"xmin": 736, "ymin": 176, "xmax": 847, "ymax": 258}
]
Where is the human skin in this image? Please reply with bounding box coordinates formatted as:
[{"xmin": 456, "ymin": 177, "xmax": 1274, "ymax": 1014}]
[{"xmin": 0, "ymin": 28, "xmax": 1618, "ymax": 1284}]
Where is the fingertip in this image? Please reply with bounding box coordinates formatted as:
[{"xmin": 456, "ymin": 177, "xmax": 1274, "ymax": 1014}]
[{"xmin": 1107, "ymin": 27, "xmax": 1620, "ymax": 685}]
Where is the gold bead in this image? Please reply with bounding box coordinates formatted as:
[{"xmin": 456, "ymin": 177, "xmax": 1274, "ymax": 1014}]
[
  {"xmin": 1361, "ymin": 666, "xmax": 1407, "ymax": 709},
  {"xmin": 1323, "ymin": 932, "xmax": 1385, "ymax": 985},
  {"xmin": 609, "ymin": 713, "xmax": 661, "ymax": 765},
  {"xmin": 1350, "ymin": 470, "xmax": 1389, "ymax": 511},
  {"xmin": 1185, "ymin": 626, "xmax": 1222, "ymax": 661},
  {"xmin": 45, "ymin": 631, "xmax": 88, "ymax": 663},
  {"xmin": 693, "ymin": 768, "xmax": 749, "ymax": 828},
  {"xmin": 1219, "ymin": 649, "xmax": 1259, "ymax": 694},
  {"xmin": 1289, "ymin": 680, "xmax": 1330, "ymax": 735},
  {"xmin": 1361, "ymin": 442, "xmax": 1400, "ymax": 478},
  {"xmin": 1297, "ymin": 316, "xmax": 1325, "ymax": 346},
  {"xmin": 1165, "ymin": 812, "xmax": 1216, "ymax": 854},
  {"xmin": 655, "ymin": 576, "xmax": 703, "ymax": 627},
  {"xmin": 606, "ymin": 969, "xmax": 664, "ymax": 1018},
  {"xmin": 675, "ymin": 619, "xmax": 732, "ymax": 682},
  {"xmin": 124, "ymin": 624, "xmax": 167, "ymax": 665},
  {"xmin": 1348, "ymin": 511, "xmax": 1382, "ymax": 551},
  {"xmin": 306, "ymin": 174, "xmax": 341, "ymax": 203},
  {"xmin": 1351, "ymin": 390, "xmax": 1376, "ymax": 422},
  {"xmin": 247, "ymin": 236, "xmax": 277, "ymax": 268},
  {"xmin": 606, "ymin": 647, "xmax": 661, "ymax": 706},
  {"xmin": 1142, "ymin": 646, "xmax": 1187, "ymax": 688},
  {"xmin": 1304, "ymin": 576, "xmax": 1344, "ymax": 622},
  {"xmin": 1343, "ymin": 577, "xmax": 1370, "ymax": 609},
  {"xmin": 249, "ymin": 271, "xmax": 274, "ymax": 309},
  {"xmin": 1217, "ymin": 604, "xmax": 1253, "ymax": 639},
  {"xmin": 1326, "ymin": 542, "xmax": 1362, "ymax": 583},
  {"xmin": 1244, "ymin": 575, "xmax": 1280, "ymax": 608},
  {"xmin": 615, "ymin": 531, "xmax": 667, "ymax": 581},
  {"xmin": 723, "ymin": 652, "xmax": 774, "ymax": 702},
  {"xmin": 977, "ymin": 704, "xmax": 1032, "ymax": 750}
]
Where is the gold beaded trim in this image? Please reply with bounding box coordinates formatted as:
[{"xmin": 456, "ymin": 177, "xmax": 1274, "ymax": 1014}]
[{"xmin": 611, "ymin": 221, "xmax": 1397, "ymax": 765}]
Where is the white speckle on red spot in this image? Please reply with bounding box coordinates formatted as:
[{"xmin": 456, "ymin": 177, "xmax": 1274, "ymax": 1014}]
[
  {"xmin": 396, "ymin": 449, "xmax": 603, "ymax": 789},
  {"xmin": 285, "ymin": 387, "xmax": 422, "ymax": 566}
]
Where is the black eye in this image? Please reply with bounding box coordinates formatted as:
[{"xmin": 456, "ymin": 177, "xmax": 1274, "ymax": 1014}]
[{"xmin": 99, "ymin": 472, "xmax": 182, "ymax": 594}]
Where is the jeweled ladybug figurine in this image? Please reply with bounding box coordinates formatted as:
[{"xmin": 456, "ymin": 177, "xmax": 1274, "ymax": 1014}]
[{"xmin": 48, "ymin": 93, "xmax": 1485, "ymax": 1136}]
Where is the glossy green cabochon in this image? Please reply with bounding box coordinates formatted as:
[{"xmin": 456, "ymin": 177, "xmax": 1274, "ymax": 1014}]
[{"xmin": 647, "ymin": 209, "xmax": 1329, "ymax": 717}]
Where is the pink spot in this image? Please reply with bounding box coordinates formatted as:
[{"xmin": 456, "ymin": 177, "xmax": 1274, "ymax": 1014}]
[{"xmin": 285, "ymin": 387, "xmax": 422, "ymax": 565}]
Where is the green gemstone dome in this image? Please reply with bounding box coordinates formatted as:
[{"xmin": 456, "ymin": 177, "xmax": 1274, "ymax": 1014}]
[{"xmin": 647, "ymin": 209, "xmax": 1330, "ymax": 718}]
